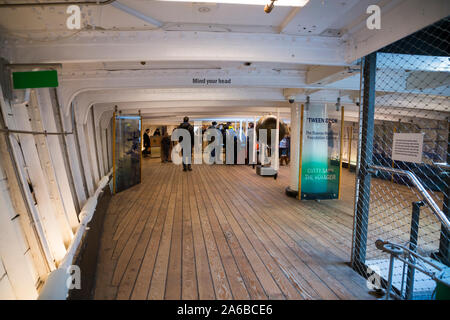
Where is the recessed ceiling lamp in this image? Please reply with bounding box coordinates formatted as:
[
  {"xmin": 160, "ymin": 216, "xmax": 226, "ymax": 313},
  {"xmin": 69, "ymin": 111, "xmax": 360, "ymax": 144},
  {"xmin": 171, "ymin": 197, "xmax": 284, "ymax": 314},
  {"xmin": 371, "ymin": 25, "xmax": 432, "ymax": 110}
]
[
  {"xmin": 198, "ymin": 6, "xmax": 211, "ymax": 12},
  {"xmin": 158, "ymin": 0, "xmax": 309, "ymax": 7}
]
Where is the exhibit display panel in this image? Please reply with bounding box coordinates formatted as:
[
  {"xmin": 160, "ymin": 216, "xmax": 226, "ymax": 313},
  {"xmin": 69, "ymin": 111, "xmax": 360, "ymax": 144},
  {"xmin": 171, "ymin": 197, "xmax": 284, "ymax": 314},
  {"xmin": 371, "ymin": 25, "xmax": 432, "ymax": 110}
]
[
  {"xmin": 113, "ymin": 114, "xmax": 142, "ymax": 193},
  {"xmin": 299, "ymin": 103, "xmax": 343, "ymax": 200}
]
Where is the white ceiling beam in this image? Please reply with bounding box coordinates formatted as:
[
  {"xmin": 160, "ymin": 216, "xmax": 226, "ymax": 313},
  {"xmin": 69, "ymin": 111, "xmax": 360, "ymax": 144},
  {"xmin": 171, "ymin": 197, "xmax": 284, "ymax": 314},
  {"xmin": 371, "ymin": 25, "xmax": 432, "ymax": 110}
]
[
  {"xmin": 345, "ymin": 0, "xmax": 450, "ymax": 62},
  {"xmin": 280, "ymin": 0, "xmax": 361, "ymax": 36},
  {"xmin": 278, "ymin": 7, "xmax": 302, "ymax": 33},
  {"xmin": 1, "ymin": 30, "xmax": 348, "ymax": 66},
  {"xmin": 111, "ymin": 1, "xmax": 163, "ymax": 28},
  {"xmin": 58, "ymin": 68, "xmax": 307, "ymax": 113},
  {"xmin": 306, "ymin": 65, "xmax": 358, "ymax": 85},
  {"xmin": 73, "ymin": 87, "xmax": 356, "ymax": 123}
]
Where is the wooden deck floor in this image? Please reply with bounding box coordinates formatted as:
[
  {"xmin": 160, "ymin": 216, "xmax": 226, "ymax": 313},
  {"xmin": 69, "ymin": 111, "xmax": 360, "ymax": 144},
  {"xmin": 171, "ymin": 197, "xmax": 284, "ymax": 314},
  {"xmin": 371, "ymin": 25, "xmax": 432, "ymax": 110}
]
[{"xmin": 93, "ymin": 159, "xmax": 374, "ymax": 300}]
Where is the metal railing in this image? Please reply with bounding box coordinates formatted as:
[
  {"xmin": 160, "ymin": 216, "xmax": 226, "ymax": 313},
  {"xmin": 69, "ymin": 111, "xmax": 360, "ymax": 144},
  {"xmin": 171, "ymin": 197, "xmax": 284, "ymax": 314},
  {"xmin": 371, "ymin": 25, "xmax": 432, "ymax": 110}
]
[
  {"xmin": 369, "ymin": 165, "xmax": 450, "ymax": 231},
  {"xmin": 375, "ymin": 239, "xmax": 449, "ymax": 300}
]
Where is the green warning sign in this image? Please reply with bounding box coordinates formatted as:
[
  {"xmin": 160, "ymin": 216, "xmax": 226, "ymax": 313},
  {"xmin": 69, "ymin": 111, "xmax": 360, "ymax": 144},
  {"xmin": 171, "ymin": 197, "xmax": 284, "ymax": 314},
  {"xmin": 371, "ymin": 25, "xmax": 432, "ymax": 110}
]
[{"xmin": 12, "ymin": 70, "xmax": 58, "ymax": 89}]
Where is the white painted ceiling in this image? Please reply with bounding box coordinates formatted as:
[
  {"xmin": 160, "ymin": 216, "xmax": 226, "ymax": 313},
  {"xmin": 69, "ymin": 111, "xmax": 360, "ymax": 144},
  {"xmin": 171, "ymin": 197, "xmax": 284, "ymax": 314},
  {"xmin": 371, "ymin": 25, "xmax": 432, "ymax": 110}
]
[{"xmin": 0, "ymin": 0, "xmax": 377, "ymax": 35}]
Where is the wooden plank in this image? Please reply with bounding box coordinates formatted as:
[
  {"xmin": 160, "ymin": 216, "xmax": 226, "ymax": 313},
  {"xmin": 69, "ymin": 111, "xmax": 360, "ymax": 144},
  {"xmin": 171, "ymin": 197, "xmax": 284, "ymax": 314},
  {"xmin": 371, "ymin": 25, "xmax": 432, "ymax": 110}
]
[
  {"xmin": 188, "ymin": 170, "xmax": 216, "ymax": 300},
  {"xmin": 194, "ymin": 171, "xmax": 250, "ymax": 300},
  {"xmin": 181, "ymin": 171, "xmax": 198, "ymax": 299},
  {"xmin": 128, "ymin": 166, "xmax": 177, "ymax": 299},
  {"xmin": 202, "ymin": 166, "xmax": 309, "ymax": 300},
  {"xmin": 198, "ymin": 166, "xmax": 276, "ymax": 300},
  {"xmin": 145, "ymin": 167, "xmax": 178, "ymax": 299},
  {"xmin": 223, "ymin": 166, "xmax": 372, "ymax": 299},
  {"xmin": 111, "ymin": 169, "xmax": 164, "ymax": 259},
  {"xmin": 112, "ymin": 166, "xmax": 170, "ymax": 286},
  {"xmin": 111, "ymin": 165, "xmax": 160, "ymax": 241},
  {"xmin": 94, "ymin": 160, "xmax": 379, "ymax": 300},
  {"xmin": 191, "ymin": 172, "xmax": 232, "ymax": 300},
  {"xmin": 116, "ymin": 165, "xmax": 176, "ymax": 299},
  {"xmin": 210, "ymin": 165, "xmax": 334, "ymax": 299},
  {"xmin": 164, "ymin": 168, "xmax": 183, "ymax": 299},
  {"xmin": 93, "ymin": 165, "xmax": 158, "ymax": 299}
]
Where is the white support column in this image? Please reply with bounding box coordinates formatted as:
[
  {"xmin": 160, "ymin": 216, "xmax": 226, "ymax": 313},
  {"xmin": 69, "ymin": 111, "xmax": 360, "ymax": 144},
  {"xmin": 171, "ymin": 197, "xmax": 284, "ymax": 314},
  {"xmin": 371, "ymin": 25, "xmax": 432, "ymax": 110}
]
[
  {"xmin": 86, "ymin": 110, "xmax": 101, "ymax": 185},
  {"xmin": 273, "ymin": 108, "xmax": 280, "ymax": 171},
  {"xmin": 252, "ymin": 116, "xmax": 257, "ymax": 164},
  {"xmin": 35, "ymin": 89, "xmax": 79, "ymax": 230},
  {"xmin": 76, "ymin": 112, "xmax": 95, "ymax": 196},
  {"xmin": 92, "ymin": 107, "xmax": 106, "ymax": 178},
  {"xmin": 61, "ymin": 108, "xmax": 87, "ymax": 207},
  {"xmin": 101, "ymin": 128, "xmax": 109, "ymax": 176},
  {"xmin": 107, "ymin": 119, "xmax": 113, "ymax": 170},
  {"xmin": 95, "ymin": 124, "xmax": 105, "ymax": 178},
  {"xmin": 289, "ymin": 103, "xmax": 300, "ymax": 193},
  {"xmin": 194, "ymin": 120, "xmax": 203, "ymax": 164},
  {"xmin": 27, "ymin": 93, "xmax": 73, "ymax": 245}
]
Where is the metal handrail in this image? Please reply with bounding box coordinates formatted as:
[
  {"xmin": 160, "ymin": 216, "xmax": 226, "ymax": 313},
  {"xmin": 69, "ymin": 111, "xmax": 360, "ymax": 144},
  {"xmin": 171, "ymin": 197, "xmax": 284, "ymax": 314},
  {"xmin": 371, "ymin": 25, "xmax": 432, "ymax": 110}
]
[{"xmin": 370, "ymin": 165, "xmax": 450, "ymax": 231}]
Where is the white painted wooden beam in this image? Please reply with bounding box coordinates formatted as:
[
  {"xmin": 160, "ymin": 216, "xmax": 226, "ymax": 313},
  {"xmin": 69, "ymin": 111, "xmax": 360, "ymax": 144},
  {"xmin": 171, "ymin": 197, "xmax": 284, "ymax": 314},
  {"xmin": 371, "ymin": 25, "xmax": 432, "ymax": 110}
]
[
  {"xmin": 1, "ymin": 30, "xmax": 347, "ymax": 66},
  {"xmin": 345, "ymin": 0, "xmax": 450, "ymax": 62},
  {"xmin": 35, "ymin": 89, "xmax": 79, "ymax": 230},
  {"xmin": 280, "ymin": 0, "xmax": 361, "ymax": 36},
  {"xmin": 58, "ymin": 68, "xmax": 307, "ymax": 114},
  {"xmin": 306, "ymin": 65, "xmax": 356, "ymax": 85},
  {"xmin": 11, "ymin": 104, "xmax": 68, "ymax": 262}
]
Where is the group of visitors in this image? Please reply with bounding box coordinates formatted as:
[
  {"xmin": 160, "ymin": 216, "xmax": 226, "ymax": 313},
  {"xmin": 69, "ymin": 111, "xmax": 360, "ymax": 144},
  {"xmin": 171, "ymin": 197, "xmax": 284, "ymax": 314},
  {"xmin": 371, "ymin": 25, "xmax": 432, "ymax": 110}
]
[
  {"xmin": 142, "ymin": 127, "xmax": 171, "ymax": 162},
  {"xmin": 143, "ymin": 117, "xmax": 291, "ymax": 172}
]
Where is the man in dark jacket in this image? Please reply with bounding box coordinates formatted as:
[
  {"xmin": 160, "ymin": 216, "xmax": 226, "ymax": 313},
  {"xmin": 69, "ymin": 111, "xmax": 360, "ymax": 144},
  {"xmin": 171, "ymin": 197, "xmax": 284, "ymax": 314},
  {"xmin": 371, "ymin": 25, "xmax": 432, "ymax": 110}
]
[
  {"xmin": 208, "ymin": 121, "xmax": 219, "ymax": 162},
  {"xmin": 161, "ymin": 131, "xmax": 171, "ymax": 163},
  {"xmin": 178, "ymin": 116, "xmax": 194, "ymax": 171},
  {"xmin": 143, "ymin": 128, "xmax": 151, "ymax": 157}
]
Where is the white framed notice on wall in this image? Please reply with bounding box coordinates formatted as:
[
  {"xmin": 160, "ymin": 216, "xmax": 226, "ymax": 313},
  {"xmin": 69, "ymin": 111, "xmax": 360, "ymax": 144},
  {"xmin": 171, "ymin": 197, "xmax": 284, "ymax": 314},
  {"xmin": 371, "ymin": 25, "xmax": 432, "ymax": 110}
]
[{"xmin": 392, "ymin": 132, "xmax": 424, "ymax": 164}]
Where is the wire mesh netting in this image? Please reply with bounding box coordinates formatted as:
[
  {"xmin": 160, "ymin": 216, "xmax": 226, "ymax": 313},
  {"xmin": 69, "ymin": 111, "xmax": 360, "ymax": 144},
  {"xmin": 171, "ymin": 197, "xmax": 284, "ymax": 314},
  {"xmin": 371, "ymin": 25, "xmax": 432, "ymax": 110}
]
[{"xmin": 352, "ymin": 17, "xmax": 450, "ymax": 299}]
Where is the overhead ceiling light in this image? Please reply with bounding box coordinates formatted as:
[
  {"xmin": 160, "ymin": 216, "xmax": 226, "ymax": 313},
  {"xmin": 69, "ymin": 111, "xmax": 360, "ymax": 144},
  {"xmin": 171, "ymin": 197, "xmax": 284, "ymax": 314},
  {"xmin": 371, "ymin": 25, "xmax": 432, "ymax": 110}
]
[{"xmin": 157, "ymin": 0, "xmax": 309, "ymax": 7}]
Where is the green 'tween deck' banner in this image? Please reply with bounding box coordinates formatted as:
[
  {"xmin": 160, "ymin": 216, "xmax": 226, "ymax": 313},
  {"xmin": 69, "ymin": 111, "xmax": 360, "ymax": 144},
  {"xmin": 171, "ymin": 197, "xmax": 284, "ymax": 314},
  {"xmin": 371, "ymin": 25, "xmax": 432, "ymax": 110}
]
[
  {"xmin": 12, "ymin": 70, "xmax": 59, "ymax": 89},
  {"xmin": 301, "ymin": 103, "xmax": 341, "ymax": 200}
]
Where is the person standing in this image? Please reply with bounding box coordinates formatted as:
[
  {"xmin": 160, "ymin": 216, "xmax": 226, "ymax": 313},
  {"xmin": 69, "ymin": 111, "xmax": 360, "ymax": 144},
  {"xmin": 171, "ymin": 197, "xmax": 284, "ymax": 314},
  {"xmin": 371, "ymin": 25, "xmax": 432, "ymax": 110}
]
[
  {"xmin": 246, "ymin": 122, "xmax": 254, "ymax": 165},
  {"xmin": 161, "ymin": 131, "xmax": 171, "ymax": 163},
  {"xmin": 143, "ymin": 128, "xmax": 151, "ymax": 157},
  {"xmin": 279, "ymin": 135, "xmax": 289, "ymax": 166},
  {"xmin": 207, "ymin": 121, "xmax": 219, "ymax": 163},
  {"xmin": 178, "ymin": 116, "xmax": 194, "ymax": 171}
]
